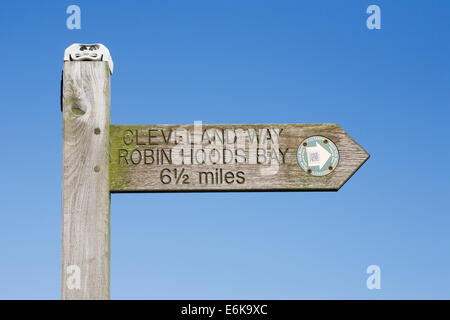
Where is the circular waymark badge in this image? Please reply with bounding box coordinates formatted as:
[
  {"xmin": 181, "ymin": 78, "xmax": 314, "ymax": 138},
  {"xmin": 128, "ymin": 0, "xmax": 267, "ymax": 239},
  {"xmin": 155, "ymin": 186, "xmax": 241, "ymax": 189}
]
[{"xmin": 297, "ymin": 136, "xmax": 339, "ymax": 176}]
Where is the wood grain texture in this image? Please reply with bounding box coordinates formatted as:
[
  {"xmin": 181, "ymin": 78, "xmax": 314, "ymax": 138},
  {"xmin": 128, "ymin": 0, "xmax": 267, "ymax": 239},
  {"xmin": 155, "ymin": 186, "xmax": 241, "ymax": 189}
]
[
  {"xmin": 62, "ymin": 61, "xmax": 110, "ymax": 300},
  {"xmin": 110, "ymin": 123, "xmax": 369, "ymax": 192}
]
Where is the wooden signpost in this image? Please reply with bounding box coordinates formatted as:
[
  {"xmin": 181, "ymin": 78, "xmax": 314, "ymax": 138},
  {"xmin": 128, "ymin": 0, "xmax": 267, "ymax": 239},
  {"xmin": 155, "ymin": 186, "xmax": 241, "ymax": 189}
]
[{"xmin": 61, "ymin": 44, "xmax": 369, "ymax": 299}]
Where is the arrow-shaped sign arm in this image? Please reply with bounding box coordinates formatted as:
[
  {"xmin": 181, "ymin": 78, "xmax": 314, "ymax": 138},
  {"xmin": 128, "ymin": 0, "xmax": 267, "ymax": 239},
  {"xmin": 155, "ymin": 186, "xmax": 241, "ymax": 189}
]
[
  {"xmin": 332, "ymin": 125, "xmax": 370, "ymax": 191},
  {"xmin": 109, "ymin": 123, "xmax": 369, "ymax": 192}
]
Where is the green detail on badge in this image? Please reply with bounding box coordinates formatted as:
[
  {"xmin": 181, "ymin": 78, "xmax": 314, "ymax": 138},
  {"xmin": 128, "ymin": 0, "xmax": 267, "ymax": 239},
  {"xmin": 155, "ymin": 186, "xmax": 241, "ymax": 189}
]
[{"xmin": 297, "ymin": 136, "xmax": 339, "ymax": 176}]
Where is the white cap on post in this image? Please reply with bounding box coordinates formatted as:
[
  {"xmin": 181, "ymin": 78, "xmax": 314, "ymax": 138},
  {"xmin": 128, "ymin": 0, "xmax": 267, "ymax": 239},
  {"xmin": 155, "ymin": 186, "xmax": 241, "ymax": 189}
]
[{"xmin": 64, "ymin": 43, "xmax": 114, "ymax": 74}]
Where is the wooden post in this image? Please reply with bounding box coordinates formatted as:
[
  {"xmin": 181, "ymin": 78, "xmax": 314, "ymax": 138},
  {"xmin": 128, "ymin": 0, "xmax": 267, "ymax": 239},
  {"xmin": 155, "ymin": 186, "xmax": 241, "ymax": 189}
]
[{"xmin": 62, "ymin": 61, "xmax": 111, "ymax": 299}]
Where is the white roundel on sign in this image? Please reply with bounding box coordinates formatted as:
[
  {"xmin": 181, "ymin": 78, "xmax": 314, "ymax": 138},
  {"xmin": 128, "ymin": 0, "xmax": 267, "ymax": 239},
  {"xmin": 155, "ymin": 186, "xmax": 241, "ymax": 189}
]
[{"xmin": 297, "ymin": 136, "xmax": 339, "ymax": 176}]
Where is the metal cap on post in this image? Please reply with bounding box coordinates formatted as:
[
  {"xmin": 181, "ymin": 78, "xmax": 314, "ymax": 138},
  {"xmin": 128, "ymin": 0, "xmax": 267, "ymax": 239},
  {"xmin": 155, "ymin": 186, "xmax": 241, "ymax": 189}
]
[
  {"xmin": 64, "ymin": 43, "xmax": 114, "ymax": 74},
  {"xmin": 62, "ymin": 43, "xmax": 112, "ymax": 300}
]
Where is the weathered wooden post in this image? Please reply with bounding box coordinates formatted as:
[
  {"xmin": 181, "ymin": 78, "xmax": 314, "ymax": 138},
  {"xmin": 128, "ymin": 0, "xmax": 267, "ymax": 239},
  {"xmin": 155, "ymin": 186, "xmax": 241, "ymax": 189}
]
[{"xmin": 61, "ymin": 44, "xmax": 113, "ymax": 299}]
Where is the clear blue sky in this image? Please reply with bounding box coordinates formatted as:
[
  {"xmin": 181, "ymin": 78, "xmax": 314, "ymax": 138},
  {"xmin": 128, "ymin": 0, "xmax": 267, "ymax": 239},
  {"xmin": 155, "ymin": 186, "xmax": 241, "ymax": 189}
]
[{"xmin": 0, "ymin": 1, "xmax": 449, "ymax": 299}]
